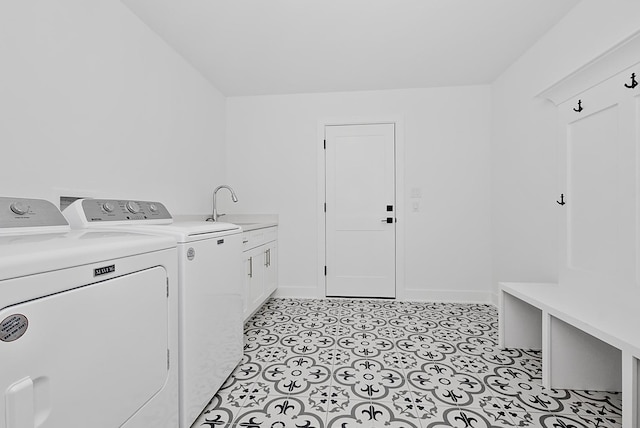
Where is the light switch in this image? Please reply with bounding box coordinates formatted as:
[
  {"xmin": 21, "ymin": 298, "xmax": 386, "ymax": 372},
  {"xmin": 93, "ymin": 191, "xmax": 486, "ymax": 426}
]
[{"xmin": 412, "ymin": 201, "xmax": 419, "ymax": 212}]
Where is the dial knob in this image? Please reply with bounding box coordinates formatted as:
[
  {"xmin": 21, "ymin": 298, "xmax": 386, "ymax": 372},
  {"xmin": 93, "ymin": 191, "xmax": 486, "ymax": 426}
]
[
  {"xmin": 10, "ymin": 202, "xmax": 28, "ymax": 216},
  {"xmin": 125, "ymin": 201, "xmax": 141, "ymax": 214},
  {"xmin": 102, "ymin": 202, "xmax": 115, "ymax": 213},
  {"xmin": 149, "ymin": 203, "xmax": 158, "ymax": 213}
]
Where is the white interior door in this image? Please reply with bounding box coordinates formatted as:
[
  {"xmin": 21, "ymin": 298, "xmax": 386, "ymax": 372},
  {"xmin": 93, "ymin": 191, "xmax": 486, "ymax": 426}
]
[
  {"xmin": 558, "ymin": 65, "xmax": 640, "ymax": 294},
  {"xmin": 325, "ymin": 123, "xmax": 396, "ymax": 298}
]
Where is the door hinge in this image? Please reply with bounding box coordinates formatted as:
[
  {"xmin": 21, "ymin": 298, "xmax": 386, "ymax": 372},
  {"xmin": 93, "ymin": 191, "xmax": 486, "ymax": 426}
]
[
  {"xmin": 166, "ymin": 278, "xmax": 169, "ymax": 297},
  {"xmin": 167, "ymin": 349, "xmax": 170, "ymax": 370},
  {"xmin": 324, "ymin": 266, "xmax": 327, "ymax": 276},
  {"xmin": 324, "ymin": 202, "xmax": 326, "ymax": 212},
  {"xmin": 323, "ymin": 139, "xmax": 326, "ymax": 149}
]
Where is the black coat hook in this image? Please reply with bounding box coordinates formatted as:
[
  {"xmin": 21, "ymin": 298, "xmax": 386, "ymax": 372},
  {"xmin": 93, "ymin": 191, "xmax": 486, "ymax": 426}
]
[
  {"xmin": 573, "ymin": 100, "xmax": 583, "ymax": 113},
  {"xmin": 624, "ymin": 72, "xmax": 638, "ymax": 89},
  {"xmin": 556, "ymin": 194, "xmax": 565, "ymax": 206}
]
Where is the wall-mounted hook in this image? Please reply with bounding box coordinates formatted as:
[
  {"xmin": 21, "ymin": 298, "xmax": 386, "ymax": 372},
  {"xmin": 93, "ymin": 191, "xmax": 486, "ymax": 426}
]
[
  {"xmin": 573, "ymin": 100, "xmax": 583, "ymax": 113},
  {"xmin": 556, "ymin": 193, "xmax": 565, "ymax": 206},
  {"xmin": 624, "ymin": 72, "xmax": 638, "ymax": 89}
]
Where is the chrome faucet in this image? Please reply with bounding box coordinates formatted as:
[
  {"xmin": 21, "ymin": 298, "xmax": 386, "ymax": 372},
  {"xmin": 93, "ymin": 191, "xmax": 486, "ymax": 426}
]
[{"xmin": 209, "ymin": 185, "xmax": 238, "ymax": 222}]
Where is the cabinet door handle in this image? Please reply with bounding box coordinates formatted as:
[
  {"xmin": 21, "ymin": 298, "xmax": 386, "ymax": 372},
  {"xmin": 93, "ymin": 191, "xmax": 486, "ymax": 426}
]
[
  {"xmin": 267, "ymin": 248, "xmax": 271, "ymax": 267},
  {"xmin": 249, "ymin": 257, "xmax": 253, "ymax": 278},
  {"xmin": 264, "ymin": 249, "xmax": 269, "ymax": 267}
]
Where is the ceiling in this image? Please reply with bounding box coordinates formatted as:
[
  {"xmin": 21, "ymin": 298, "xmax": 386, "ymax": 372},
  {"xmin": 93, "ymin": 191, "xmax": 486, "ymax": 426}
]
[{"xmin": 121, "ymin": 0, "xmax": 580, "ymax": 96}]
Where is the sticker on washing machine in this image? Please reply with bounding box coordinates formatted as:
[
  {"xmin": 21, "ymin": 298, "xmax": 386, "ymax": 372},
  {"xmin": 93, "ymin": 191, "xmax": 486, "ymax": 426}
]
[
  {"xmin": 0, "ymin": 314, "xmax": 28, "ymax": 342},
  {"xmin": 187, "ymin": 247, "xmax": 195, "ymax": 261}
]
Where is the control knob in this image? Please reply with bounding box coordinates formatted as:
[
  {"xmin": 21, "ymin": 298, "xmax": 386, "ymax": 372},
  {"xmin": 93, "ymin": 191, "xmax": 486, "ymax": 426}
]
[
  {"xmin": 102, "ymin": 202, "xmax": 115, "ymax": 213},
  {"xmin": 125, "ymin": 201, "xmax": 141, "ymax": 214},
  {"xmin": 10, "ymin": 202, "xmax": 29, "ymax": 216},
  {"xmin": 149, "ymin": 203, "xmax": 158, "ymax": 213}
]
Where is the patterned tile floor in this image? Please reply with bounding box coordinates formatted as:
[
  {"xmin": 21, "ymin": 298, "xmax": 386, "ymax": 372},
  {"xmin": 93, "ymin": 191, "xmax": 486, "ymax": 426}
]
[{"xmin": 193, "ymin": 298, "xmax": 622, "ymax": 428}]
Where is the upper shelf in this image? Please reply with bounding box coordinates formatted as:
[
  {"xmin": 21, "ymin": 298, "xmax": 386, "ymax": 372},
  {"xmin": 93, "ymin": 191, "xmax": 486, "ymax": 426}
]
[{"xmin": 538, "ymin": 29, "xmax": 640, "ymax": 105}]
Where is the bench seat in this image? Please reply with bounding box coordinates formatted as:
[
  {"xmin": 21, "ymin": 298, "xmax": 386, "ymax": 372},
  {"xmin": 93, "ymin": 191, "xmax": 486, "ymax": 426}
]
[{"xmin": 499, "ymin": 282, "xmax": 639, "ymax": 428}]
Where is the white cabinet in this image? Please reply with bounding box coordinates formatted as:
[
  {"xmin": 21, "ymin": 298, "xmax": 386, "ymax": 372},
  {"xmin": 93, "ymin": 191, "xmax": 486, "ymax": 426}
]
[{"xmin": 242, "ymin": 226, "xmax": 278, "ymax": 320}]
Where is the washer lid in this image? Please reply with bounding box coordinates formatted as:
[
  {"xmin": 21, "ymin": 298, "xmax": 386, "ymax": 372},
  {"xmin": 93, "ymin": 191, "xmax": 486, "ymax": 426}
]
[
  {"xmin": 125, "ymin": 221, "xmax": 242, "ymax": 242},
  {"xmin": 172, "ymin": 221, "xmax": 241, "ymax": 235}
]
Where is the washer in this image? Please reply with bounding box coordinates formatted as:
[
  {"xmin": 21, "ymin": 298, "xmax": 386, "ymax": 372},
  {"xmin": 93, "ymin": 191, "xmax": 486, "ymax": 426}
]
[
  {"xmin": 63, "ymin": 198, "xmax": 244, "ymax": 428},
  {"xmin": 0, "ymin": 197, "xmax": 179, "ymax": 428}
]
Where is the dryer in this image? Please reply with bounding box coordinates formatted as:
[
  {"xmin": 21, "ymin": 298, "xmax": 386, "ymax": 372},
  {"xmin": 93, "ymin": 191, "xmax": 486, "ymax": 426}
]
[
  {"xmin": 0, "ymin": 197, "xmax": 179, "ymax": 428},
  {"xmin": 63, "ymin": 198, "xmax": 244, "ymax": 428}
]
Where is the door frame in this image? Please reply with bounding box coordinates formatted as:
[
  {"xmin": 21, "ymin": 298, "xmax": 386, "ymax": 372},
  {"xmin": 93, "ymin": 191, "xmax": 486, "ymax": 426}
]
[{"xmin": 316, "ymin": 116, "xmax": 405, "ymax": 300}]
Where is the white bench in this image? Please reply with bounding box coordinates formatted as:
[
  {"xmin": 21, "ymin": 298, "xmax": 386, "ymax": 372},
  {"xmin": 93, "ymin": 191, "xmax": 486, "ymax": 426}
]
[{"xmin": 499, "ymin": 282, "xmax": 640, "ymax": 428}]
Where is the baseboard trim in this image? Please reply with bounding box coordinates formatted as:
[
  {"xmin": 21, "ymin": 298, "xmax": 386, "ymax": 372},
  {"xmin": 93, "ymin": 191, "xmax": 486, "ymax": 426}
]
[
  {"xmin": 272, "ymin": 286, "xmax": 320, "ymax": 299},
  {"xmin": 403, "ymin": 288, "xmax": 493, "ymax": 304},
  {"xmin": 490, "ymin": 292, "xmax": 499, "ymax": 307},
  {"xmin": 273, "ymin": 285, "xmax": 494, "ymax": 305}
]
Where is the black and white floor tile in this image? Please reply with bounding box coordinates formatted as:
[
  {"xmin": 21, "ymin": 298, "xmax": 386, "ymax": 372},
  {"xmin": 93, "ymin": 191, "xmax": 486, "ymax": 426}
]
[{"xmin": 193, "ymin": 298, "xmax": 622, "ymax": 428}]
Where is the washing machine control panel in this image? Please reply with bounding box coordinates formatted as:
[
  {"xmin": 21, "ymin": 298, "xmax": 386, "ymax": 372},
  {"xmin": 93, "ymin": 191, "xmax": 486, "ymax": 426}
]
[
  {"xmin": 79, "ymin": 199, "xmax": 172, "ymax": 223},
  {"xmin": 0, "ymin": 197, "xmax": 69, "ymax": 230}
]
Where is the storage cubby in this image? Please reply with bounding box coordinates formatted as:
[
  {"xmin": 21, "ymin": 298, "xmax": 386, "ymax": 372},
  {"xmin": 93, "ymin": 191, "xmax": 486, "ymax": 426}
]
[
  {"xmin": 547, "ymin": 315, "xmax": 621, "ymax": 391},
  {"xmin": 499, "ymin": 291, "xmax": 542, "ymax": 349}
]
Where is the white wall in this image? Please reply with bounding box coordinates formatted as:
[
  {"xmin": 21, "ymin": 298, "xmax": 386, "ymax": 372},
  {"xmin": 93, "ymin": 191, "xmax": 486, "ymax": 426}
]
[
  {"xmin": 0, "ymin": 1, "xmax": 226, "ymax": 214},
  {"xmin": 226, "ymin": 87, "xmax": 492, "ymax": 301},
  {"xmin": 491, "ymin": 1, "xmax": 640, "ymax": 298},
  {"xmin": 10, "ymin": 2, "xmax": 632, "ymax": 305}
]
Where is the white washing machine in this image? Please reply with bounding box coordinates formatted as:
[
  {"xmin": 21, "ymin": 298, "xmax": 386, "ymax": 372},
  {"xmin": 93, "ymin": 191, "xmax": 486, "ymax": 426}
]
[
  {"xmin": 63, "ymin": 198, "xmax": 244, "ymax": 428},
  {"xmin": 0, "ymin": 197, "xmax": 179, "ymax": 428}
]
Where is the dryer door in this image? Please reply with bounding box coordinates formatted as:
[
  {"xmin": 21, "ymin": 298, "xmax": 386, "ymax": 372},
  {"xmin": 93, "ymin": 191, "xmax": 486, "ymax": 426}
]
[{"xmin": 0, "ymin": 267, "xmax": 168, "ymax": 428}]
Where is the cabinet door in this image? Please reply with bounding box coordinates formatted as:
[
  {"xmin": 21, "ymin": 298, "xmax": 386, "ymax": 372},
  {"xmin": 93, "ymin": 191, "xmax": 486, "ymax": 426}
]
[
  {"xmin": 558, "ymin": 65, "xmax": 640, "ymax": 292},
  {"xmin": 264, "ymin": 242, "xmax": 278, "ymax": 296},
  {"xmin": 244, "ymin": 246, "xmax": 265, "ymax": 320}
]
